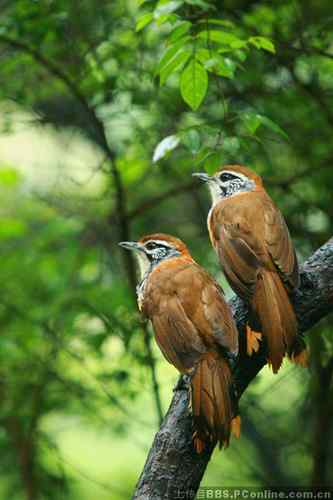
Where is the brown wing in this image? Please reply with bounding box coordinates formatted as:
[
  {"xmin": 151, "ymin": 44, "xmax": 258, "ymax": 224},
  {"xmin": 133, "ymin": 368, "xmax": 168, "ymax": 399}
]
[
  {"xmin": 263, "ymin": 198, "xmax": 299, "ymax": 290},
  {"xmin": 144, "ymin": 263, "xmax": 207, "ymax": 373},
  {"xmin": 217, "ymin": 226, "xmax": 260, "ymax": 301},
  {"xmin": 212, "ymin": 191, "xmax": 298, "ymax": 301},
  {"xmin": 200, "ymin": 275, "xmax": 238, "ymax": 356},
  {"xmin": 151, "ymin": 295, "xmax": 206, "ymax": 373},
  {"xmin": 145, "ymin": 261, "xmax": 238, "ymax": 373}
]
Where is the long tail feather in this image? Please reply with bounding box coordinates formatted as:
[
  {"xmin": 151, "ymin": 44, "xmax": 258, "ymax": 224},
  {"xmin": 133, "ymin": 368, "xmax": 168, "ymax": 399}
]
[
  {"xmin": 253, "ymin": 271, "xmax": 297, "ymax": 373},
  {"xmin": 191, "ymin": 352, "xmax": 238, "ymax": 452}
]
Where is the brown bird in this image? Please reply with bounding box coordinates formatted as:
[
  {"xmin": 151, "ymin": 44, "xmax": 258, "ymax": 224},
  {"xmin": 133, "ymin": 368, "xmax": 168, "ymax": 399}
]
[
  {"xmin": 119, "ymin": 233, "xmax": 240, "ymax": 452},
  {"xmin": 193, "ymin": 165, "xmax": 307, "ymax": 373}
]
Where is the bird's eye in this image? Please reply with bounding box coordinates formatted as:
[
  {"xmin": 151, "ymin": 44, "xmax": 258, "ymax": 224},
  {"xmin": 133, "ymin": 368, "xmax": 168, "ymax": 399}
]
[
  {"xmin": 146, "ymin": 242, "xmax": 157, "ymax": 251},
  {"xmin": 219, "ymin": 172, "xmax": 237, "ymax": 182}
]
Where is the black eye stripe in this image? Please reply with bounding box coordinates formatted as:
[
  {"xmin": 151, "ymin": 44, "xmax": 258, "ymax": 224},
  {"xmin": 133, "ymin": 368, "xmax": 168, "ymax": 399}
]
[
  {"xmin": 146, "ymin": 241, "xmax": 170, "ymax": 251},
  {"xmin": 219, "ymin": 172, "xmax": 239, "ymax": 182},
  {"xmin": 145, "ymin": 242, "xmax": 157, "ymax": 250}
]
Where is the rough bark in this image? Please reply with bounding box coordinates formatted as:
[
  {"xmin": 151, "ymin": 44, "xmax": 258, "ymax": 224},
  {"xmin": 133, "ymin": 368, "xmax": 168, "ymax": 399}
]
[{"xmin": 133, "ymin": 238, "xmax": 333, "ymax": 500}]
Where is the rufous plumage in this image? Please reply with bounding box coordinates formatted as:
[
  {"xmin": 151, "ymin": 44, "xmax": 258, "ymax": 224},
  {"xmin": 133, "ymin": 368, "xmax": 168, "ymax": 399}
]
[
  {"xmin": 194, "ymin": 165, "xmax": 308, "ymax": 373},
  {"xmin": 120, "ymin": 233, "xmax": 240, "ymax": 451}
]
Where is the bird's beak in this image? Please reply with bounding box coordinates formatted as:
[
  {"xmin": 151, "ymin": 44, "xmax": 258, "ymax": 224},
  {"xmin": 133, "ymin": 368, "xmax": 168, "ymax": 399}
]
[
  {"xmin": 192, "ymin": 172, "xmax": 212, "ymax": 183},
  {"xmin": 118, "ymin": 241, "xmax": 144, "ymax": 252}
]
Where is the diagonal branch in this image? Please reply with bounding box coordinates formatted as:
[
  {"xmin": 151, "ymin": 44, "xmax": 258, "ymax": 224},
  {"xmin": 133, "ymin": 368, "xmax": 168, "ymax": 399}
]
[{"xmin": 133, "ymin": 237, "xmax": 333, "ymax": 500}]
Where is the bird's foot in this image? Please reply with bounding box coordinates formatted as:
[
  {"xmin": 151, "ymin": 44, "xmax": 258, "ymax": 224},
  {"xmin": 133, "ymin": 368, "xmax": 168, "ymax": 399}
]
[
  {"xmin": 289, "ymin": 346, "xmax": 309, "ymax": 368},
  {"xmin": 291, "ymin": 349, "xmax": 309, "ymax": 368},
  {"xmin": 231, "ymin": 415, "xmax": 241, "ymax": 439},
  {"xmin": 173, "ymin": 374, "xmax": 191, "ymax": 392},
  {"xmin": 288, "ymin": 336, "xmax": 309, "ymax": 368},
  {"xmin": 246, "ymin": 325, "xmax": 262, "ymax": 356}
]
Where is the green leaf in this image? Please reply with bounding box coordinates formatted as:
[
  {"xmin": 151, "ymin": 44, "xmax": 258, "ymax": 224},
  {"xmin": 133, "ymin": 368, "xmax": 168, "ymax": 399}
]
[
  {"xmin": 200, "ymin": 18, "xmax": 235, "ymax": 28},
  {"xmin": 230, "ymin": 39, "xmax": 248, "ymax": 49},
  {"xmin": 136, "ymin": 12, "xmax": 154, "ymax": 32},
  {"xmin": 249, "ymin": 36, "xmax": 275, "ymax": 53},
  {"xmin": 180, "ymin": 58, "xmax": 208, "ymax": 110},
  {"xmin": 242, "ymin": 112, "xmax": 262, "ymax": 135},
  {"xmin": 242, "ymin": 112, "xmax": 288, "ymax": 139},
  {"xmin": 196, "ymin": 48, "xmax": 211, "ymax": 64},
  {"xmin": 197, "ymin": 30, "xmax": 245, "ymax": 47},
  {"xmin": 202, "ymin": 54, "xmax": 235, "ymax": 78},
  {"xmin": 160, "ymin": 49, "xmax": 191, "ymax": 84},
  {"xmin": 258, "ymin": 115, "xmax": 288, "ymax": 139},
  {"xmin": 156, "ymin": 13, "xmax": 178, "ymax": 25},
  {"xmin": 194, "ymin": 146, "xmax": 211, "ymax": 165},
  {"xmin": 184, "ymin": 0, "xmax": 214, "ymax": 10},
  {"xmin": 204, "ymin": 151, "xmax": 224, "ymax": 174},
  {"xmin": 153, "ymin": 135, "xmax": 180, "ymax": 162},
  {"xmin": 260, "ymin": 38, "xmax": 275, "ymax": 53},
  {"xmin": 181, "ymin": 129, "xmax": 201, "ymax": 154},
  {"xmin": 154, "ymin": 0, "xmax": 183, "ymax": 17},
  {"xmin": 168, "ymin": 21, "xmax": 192, "ymax": 42},
  {"xmin": 157, "ymin": 38, "xmax": 190, "ymax": 72},
  {"xmin": 217, "ymin": 58, "xmax": 236, "ymax": 78},
  {"xmin": 223, "ymin": 136, "xmax": 240, "ymax": 154},
  {"xmin": 233, "ymin": 49, "xmax": 247, "ymax": 62},
  {"xmin": 201, "ymin": 124, "xmax": 221, "ymax": 137}
]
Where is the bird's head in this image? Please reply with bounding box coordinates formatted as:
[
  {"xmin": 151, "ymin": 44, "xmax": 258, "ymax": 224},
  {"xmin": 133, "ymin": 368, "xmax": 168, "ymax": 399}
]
[
  {"xmin": 193, "ymin": 164, "xmax": 262, "ymax": 205},
  {"xmin": 119, "ymin": 233, "xmax": 190, "ymax": 279}
]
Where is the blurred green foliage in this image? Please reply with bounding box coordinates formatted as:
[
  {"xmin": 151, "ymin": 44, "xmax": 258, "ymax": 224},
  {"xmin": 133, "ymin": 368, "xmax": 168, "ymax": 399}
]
[{"xmin": 0, "ymin": 0, "xmax": 332, "ymax": 498}]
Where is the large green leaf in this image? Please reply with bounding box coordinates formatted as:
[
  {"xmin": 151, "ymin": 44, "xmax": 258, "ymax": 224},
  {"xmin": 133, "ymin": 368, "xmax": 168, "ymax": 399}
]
[
  {"xmin": 157, "ymin": 37, "xmax": 191, "ymax": 73},
  {"xmin": 136, "ymin": 12, "xmax": 154, "ymax": 32},
  {"xmin": 197, "ymin": 29, "xmax": 246, "ymax": 48},
  {"xmin": 180, "ymin": 58, "xmax": 208, "ymax": 110},
  {"xmin": 160, "ymin": 48, "xmax": 191, "ymax": 84},
  {"xmin": 168, "ymin": 21, "xmax": 192, "ymax": 42}
]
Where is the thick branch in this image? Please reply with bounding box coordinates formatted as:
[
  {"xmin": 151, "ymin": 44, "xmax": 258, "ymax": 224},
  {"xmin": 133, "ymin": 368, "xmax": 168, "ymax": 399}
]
[{"xmin": 133, "ymin": 238, "xmax": 333, "ymax": 500}]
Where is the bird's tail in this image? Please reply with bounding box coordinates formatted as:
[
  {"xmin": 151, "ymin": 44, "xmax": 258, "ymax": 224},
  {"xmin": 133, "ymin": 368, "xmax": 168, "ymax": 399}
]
[
  {"xmin": 253, "ymin": 270, "xmax": 297, "ymax": 373},
  {"xmin": 191, "ymin": 351, "xmax": 240, "ymax": 453}
]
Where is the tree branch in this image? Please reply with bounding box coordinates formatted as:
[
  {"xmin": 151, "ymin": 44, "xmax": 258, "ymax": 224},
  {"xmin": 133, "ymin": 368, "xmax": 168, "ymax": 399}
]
[{"xmin": 133, "ymin": 237, "xmax": 333, "ymax": 500}]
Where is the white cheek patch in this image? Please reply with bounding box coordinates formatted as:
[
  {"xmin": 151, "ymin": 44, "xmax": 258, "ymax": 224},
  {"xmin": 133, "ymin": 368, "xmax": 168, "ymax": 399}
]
[
  {"xmin": 208, "ymin": 182, "xmax": 223, "ymax": 205},
  {"xmin": 208, "ymin": 171, "xmax": 254, "ymax": 205},
  {"xmin": 136, "ymin": 252, "xmax": 150, "ymax": 279},
  {"xmin": 144, "ymin": 239, "xmax": 176, "ymax": 262}
]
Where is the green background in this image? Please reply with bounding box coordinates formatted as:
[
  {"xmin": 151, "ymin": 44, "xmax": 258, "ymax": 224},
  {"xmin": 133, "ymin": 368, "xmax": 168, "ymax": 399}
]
[{"xmin": 0, "ymin": 0, "xmax": 332, "ymax": 498}]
